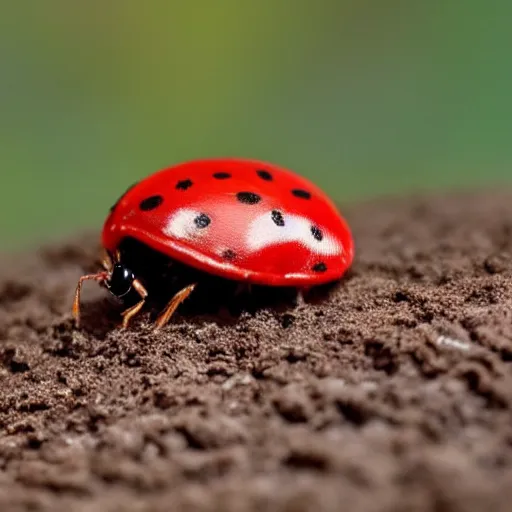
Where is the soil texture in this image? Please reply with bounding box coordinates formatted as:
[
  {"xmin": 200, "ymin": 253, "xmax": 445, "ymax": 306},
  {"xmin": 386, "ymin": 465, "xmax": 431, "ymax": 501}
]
[{"xmin": 1, "ymin": 190, "xmax": 512, "ymax": 511}]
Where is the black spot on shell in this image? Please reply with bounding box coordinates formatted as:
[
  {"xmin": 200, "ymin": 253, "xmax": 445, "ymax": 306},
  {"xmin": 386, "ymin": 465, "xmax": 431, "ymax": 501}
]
[
  {"xmin": 222, "ymin": 249, "xmax": 236, "ymax": 261},
  {"xmin": 194, "ymin": 213, "xmax": 211, "ymax": 228},
  {"xmin": 312, "ymin": 262, "xmax": 327, "ymax": 273},
  {"xmin": 257, "ymin": 169, "xmax": 273, "ymax": 181},
  {"xmin": 237, "ymin": 192, "xmax": 261, "ymax": 205},
  {"xmin": 110, "ymin": 182, "xmax": 138, "ymax": 213},
  {"xmin": 176, "ymin": 179, "xmax": 193, "ymax": 190},
  {"xmin": 271, "ymin": 210, "xmax": 285, "ymax": 227},
  {"xmin": 311, "ymin": 226, "xmax": 323, "ymax": 241},
  {"xmin": 139, "ymin": 195, "xmax": 164, "ymax": 211},
  {"xmin": 292, "ymin": 189, "xmax": 311, "ymax": 200},
  {"xmin": 213, "ymin": 172, "xmax": 231, "ymax": 179}
]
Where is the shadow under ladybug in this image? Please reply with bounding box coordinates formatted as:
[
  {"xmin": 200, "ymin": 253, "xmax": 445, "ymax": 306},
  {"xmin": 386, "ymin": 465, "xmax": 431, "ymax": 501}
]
[{"xmin": 73, "ymin": 237, "xmax": 340, "ymax": 330}]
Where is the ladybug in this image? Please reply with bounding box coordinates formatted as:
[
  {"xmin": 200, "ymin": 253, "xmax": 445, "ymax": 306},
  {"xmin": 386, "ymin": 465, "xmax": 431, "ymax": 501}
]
[{"xmin": 72, "ymin": 158, "xmax": 354, "ymax": 329}]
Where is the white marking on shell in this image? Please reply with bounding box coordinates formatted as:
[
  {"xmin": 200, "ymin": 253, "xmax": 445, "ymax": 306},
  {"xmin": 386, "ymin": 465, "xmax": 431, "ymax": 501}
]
[
  {"xmin": 246, "ymin": 212, "xmax": 341, "ymax": 255},
  {"xmin": 284, "ymin": 272, "xmax": 311, "ymax": 280},
  {"xmin": 164, "ymin": 208, "xmax": 210, "ymax": 240}
]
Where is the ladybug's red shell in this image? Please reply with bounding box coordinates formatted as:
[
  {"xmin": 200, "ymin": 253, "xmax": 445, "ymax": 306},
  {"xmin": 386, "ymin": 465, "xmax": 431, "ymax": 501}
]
[{"xmin": 103, "ymin": 159, "xmax": 354, "ymax": 287}]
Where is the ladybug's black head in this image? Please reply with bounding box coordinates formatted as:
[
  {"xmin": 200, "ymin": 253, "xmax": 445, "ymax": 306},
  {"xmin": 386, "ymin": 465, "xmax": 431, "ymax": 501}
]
[{"xmin": 105, "ymin": 262, "xmax": 135, "ymax": 298}]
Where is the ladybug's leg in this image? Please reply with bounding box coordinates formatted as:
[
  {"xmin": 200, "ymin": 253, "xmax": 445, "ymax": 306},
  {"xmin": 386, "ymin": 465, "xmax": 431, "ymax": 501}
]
[
  {"xmin": 154, "ymin": 284, "xmax": 196, "ymax": 330},
  {"xmin": 120, "ymin": 279, "xmax": 148, "ymax": 329},
  {"xmin": 102, "ymin": 251, "xmax": 114, "ymax": 272},
  {"xmin": 72, "ymin": 272, "xmax": 109, "ymax": 328},
  {"xmin": 121, "ymin": 302, "xmax": 145, "ymax": 328},
  {"xmin": 295, "ymin": 287, "xmax": 310, "ymax": 307}
]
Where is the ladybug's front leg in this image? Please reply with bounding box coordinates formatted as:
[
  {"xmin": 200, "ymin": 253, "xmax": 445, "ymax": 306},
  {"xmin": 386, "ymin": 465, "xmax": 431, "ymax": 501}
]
[
  {"xmin": 154, "ymin": 284, "xmax": 196, "ymax": 330},
  {"xmin": 72, "ymin": 272, "xmax": 109, "ymax": 328},
  {"xmin": 294, "ymin": 287, "xmax": 310, "ymax": 307},
  {"xmin": 120, "ymin": 279, "xmax": 148, "ymax": 329}
]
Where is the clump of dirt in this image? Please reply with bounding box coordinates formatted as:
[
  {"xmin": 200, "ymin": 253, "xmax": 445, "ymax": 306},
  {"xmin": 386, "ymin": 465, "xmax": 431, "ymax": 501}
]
[{"xmin": 1, "ymin": 190, "xmax": 512, "ymax": 512}]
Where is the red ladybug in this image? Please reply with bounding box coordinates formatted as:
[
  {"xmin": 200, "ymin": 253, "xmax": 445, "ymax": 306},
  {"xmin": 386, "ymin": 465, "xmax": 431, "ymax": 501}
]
[{"xmin": 73, "ymin": 158, "xmax": 354, "ymax": 329}]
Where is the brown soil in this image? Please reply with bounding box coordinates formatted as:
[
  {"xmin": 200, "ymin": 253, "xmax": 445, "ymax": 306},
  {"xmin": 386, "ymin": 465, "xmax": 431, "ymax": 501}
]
[{"xmin": 1, "ymin": 190, "xmax": 512, "ymax": 511}]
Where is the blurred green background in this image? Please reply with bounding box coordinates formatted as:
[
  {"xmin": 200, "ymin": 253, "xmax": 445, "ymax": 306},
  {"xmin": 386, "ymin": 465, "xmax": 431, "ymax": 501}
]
[{"xmin": 1, "ymin": 1, "xmax": 511, "ymax": 250}]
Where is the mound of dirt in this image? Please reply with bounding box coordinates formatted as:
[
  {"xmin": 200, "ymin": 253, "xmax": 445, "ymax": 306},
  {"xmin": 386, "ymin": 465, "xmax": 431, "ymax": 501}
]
[{"xmin": 1, "ymin": 190, "xmax": 512, "ymax": 511}]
